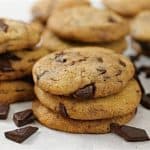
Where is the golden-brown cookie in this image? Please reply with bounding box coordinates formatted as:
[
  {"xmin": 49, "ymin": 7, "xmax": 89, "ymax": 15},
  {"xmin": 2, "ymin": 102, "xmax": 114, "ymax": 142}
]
[
  {"xmin": 48, "ymin": 6, "xmax": 129, "ymax": 43},
  {"xmin": 35, "ymin": 79, "xmax": 141, "ymax": 120},
  {"xmin": 33, "ymin": 47, "xmax": 135, "ymax": 98},
  {"xmin": 41, "ymin": 29, "xmax": 127, "ymax": 53},
  {"xmin": 32, "ymin": 100, "xmax": 135, "ymax": 134}
]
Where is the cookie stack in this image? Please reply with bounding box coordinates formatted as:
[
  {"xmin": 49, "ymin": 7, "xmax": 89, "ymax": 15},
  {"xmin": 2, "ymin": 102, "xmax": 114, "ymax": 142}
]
[
  {"xmin": 0, "ymin": 18, "xmax": 49, "ymax": 104},
  {"xmin": 40, "ymin": 6, "xmax": 129, "ymax": 53},
  {"xmin": 32, "ymin": 47, "xmax": 142, "ymax": 134}
]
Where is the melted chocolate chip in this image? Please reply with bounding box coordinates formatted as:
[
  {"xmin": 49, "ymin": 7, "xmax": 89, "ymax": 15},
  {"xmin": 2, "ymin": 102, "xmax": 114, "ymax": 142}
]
[
  {"xmin": 0, "ymin": 104, "xmax": 9, "ymax": 119},
  {"xmin": 116, "ymin": 70, "xmax": 122, "ymax": 76},
  {"xmin": 97, "ymin": 57, "xmax": 103, "ymax": 63},
  {"xmin": 110, "ymin": 123, "xmax": 150, "ymax": 142},
  {"xmin": 5, "ymin": 126, "xmax": 38, "ymax": 143},
  {"xmin": 0, "ymin": 19, "xmax": 8, "ymax": 32},
  {"xmin": 0, "ymin": 59, "xmax": 14, "ymax": 72},
  {"xmin": 97, "ymin": 68, "xmax": 107, "ymax": 75},
  {"xmin": 13, "ymin": 109, "xmax": 36, "ymax": 127},
  {"xmin": 59, "ymin": 103, "xmax": 68, "ymax": 118},
  {"xmin": 72, "ymin": 84, "xmax": 95, "ymax": 99},
  {"xmin": 108, "ymin": 16, "xmax": 116, "ymax": 23},
  {"xmin": 141, "ymin": 94, "xmax": 150, "ymax": 109},
  {"xmin": 119, "ymin": 60, "xmax": 126, "ymax": 67},
  {"xmin": 0, "ymin": 52, "xmax": 21, "ymax": 61}
]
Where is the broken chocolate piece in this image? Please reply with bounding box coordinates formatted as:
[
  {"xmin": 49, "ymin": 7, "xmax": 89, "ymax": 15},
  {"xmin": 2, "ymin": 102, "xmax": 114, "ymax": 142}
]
[
  {"xmin": 59, "ymin": 103, "xmax": 68, "ymax": 118},
  {"xmin": 141, "ymin": 94, "xmax": 150, "ymax": 109},
  {"xmin": 108, "ymin": 16, "xmax": 116, "ymax": 23},
  {"xmin": 119, "ymin": 60, "xmax": 126, "ymax": 67},
  {"xmin": 115, "ymin": 70, "xmax": 122, "ymax": 76},
  {"xmin": 0, "ymin": 19, "xmax": 8, "ymax": 32},
  {"xmin": 72, "ymin": 84, "xmax": 95, "ymax": 99},
  {"xmin": 0, "ymin": 52, "xmax": 21, "ymax": 61},
  {"xmin": 0, "ymin": 104, "xmax": 9, "ymax": 119},
  {"xmin": 55, "ymin": 52, "xmax": 67, "ymax": 63},
  {"xmin": 110, "ymin": 123, "xmax": 150, "ymax": 142},
  {"xmin": 97, "ymin": 57, "xmax": 103, "ymax": 63},
  {"xmin": 5, "ymin": 126, "xmax": 38, "ymax": 143},
  {"xmin": 13, "ymin": 109, "xmax": 36, "ymax": 127},
  {"xmin": 97, "ymin": 68, "xmax": 107, "ymax": 75}
]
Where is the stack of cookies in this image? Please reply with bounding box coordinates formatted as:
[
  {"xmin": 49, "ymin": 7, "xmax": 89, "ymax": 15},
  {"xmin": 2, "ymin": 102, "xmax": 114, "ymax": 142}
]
[
  {"xmin": 0, "ymin": 19, "xmax": 49, "ymax": 104},
  {"xmin": 40, "ymin": 6, "xmax": 129, "ymax": 54},
  {"xmin": 32, "ymin": 47, "xmax": 142, "ymax": 134}
]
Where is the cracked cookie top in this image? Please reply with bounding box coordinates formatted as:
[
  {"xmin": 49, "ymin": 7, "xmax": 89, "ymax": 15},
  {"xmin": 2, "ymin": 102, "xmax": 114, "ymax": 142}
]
[{"xmin": 33, "ymin": 47, "xmax": 135, "ymax": 98}]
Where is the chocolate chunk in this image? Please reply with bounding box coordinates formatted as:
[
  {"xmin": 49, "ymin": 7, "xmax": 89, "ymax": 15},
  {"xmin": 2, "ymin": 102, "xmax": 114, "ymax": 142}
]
[
  {"xmin": 72, "ymin": 84, "xmax": 95, "ymax": 99},
  {"xmin": 108, "ymin": 16, "xmax": 116, "ymax": 23},
  {"xmin": 0, "ymin": 19, "xmax": 8, "ymax": 32},
  {"xmin": 59, "ymin": 103, "xmax": 68, "ymax": 118},
  {"xmin": 0, "ymin": 59, "xmax": 14, "ymax": 72},
  {"xmin": 119, "ymin": 60, "xmax": 126, "ymax": 67},
  {"xmin": 55, "ymin": 53, "xmax": 67, "ymax": 63},
  {"xmin": 97, "ymin": 68, "xmax": 107, "ymax": 75},
  {"xmin": 110, "ymin": 123, "xmax": 150, "ymax": 142},
  {"xmin": 115, "ymin": 70, "xmax": 122, "ymax": 76},
  {"xmin": 141, "ymin": 94, "xmax": 150, "ymax": 109},
  {"xmin": 97, "ymin": 57, "xmax": 103, "ymax": 63},
  {"xmin": 0, "ymin": 104, "xmax": 9, "ymax": 119},
  {"xmin": 0, "ymin": 52, "xmax": 21, "ymax": 61},
  {"xmin": 13, "ymin": 109, "xmax": 36, "ymax": 127},
  {"xmin": 5, "ymin": 126, "xmax": 38, "ymax": 143}
]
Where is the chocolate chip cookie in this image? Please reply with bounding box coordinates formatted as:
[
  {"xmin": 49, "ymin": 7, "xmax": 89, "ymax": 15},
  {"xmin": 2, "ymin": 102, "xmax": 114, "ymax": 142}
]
[
  {"xmin": 102, "ymin": 0, "xmax": 150, "ymax": 17},
  {"xmin": 130, "ymin": 11, "xmax": 150, "ymax": 56},
  {"xmin": 0, "ymin": 19, "xmax": 41, "ymax": 54},
  {"xmin": 32, "ymin": 100, "xmax": 135, "ymax": 134},
  {"xmin": 48, "ymin": 6, "xmax": 129, "ymax": 43},
  {"xmin": 0, "ymin": 80, "xmax": 35, "ymax": 104},
  {"xmin": 33, "ymin": 47, "xmax": 135, "ymax": 98},
  {"xmin": 41, "ymin": 29, "xmax": 127, "ymax": 53},
  {"xmin": 0, "ymin": 47, "xmax": 49, "ymax": 80},
  {"xmin": 35, "ymin": 79, "xmax": 141, "ymax": 120},
  {"xmin": 32, "ymin": 0, "xmax": 90, "ymax": 23}
]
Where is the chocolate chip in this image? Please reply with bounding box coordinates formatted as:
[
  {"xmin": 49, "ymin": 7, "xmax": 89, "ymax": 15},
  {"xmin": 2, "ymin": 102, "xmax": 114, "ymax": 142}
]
[
  {"xmin": 97, "ymin": 68, "xmax": 107, "ymax": 75},
  {"xmin": 115, "ymin": 70, "xmax": 122, "ymax": 76},
  {"xmin": 5, "ymin": 126, "xmax": 38, "ymax": 143},
  {"xmin": 0, "ymin": 104, "xmax": 9, "ymax": 119},
  {"xmin": 59, "ymin": 103, "xmax": 68, "ymax": 118},
  {"xmin": 0, "ymin": 19, "xmax": 8, "ymax": 32},
  {"xmin": 108, "ymin": 16, "xmax": 116, "ymax": 23},
  {"xmin": 0, "ymin": 59, "xmax": 14, "ymax": 72},
  {"xmin": 141, "ymin": 94, "xmax": 150, "ymax": 109},
  {"xmin": 119, "ymin": 60, "xmax": 126, "ymax": 67},
  {"xmin": 0, "ymin": 52, "xmax": 21, "ymax": 61},
  {"xmin": 97, "ymin": 57, "xmax": 103, "ymax": 63},
  {"xmin": 15, "ymin": 89, "xmax": 25, "ymax": 92},
  {"xmin": 13, "ymin": 109, "xmax": 36, "ymax": 127},
  {"xmin": 110, "ymin": 123, "xmax": 150, "ymax": 142},
  {"xmin": 72, "ymin": 84, "xmax": 95, "ymax": 99},
  {"xmin": 55, "ymin": 53, "xmax": 67, "ymax": 63}
]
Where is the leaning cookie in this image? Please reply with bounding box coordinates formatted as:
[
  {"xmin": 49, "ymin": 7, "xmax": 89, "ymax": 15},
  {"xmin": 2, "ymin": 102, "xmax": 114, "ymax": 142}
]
[
  {"xmin": 102, "ymin": 0, "xmax": 150, "ymax": 17},
  {"xmin": 33, "ymin": 47, "xmax": 135, "ymax": 98},
  {"xmin": 0, "ymin": 80, "xmax": 35, "ymax": 104},
  {"xmin": 130, "ymin": 11, "xmax": 150, "ymax": 56},
  {"xmin": 0, "ymin": 18, "xmax": 41, "ymax": 54},
  {"xmin": 0, "ymin": 47, "xmax": 49, "ymax": 80},
  {"xmin": 32, "ymin": 100, "xmax": 135, "ymax": 134},
  {"xmin": 41, "ymin": 29, "xmax": 127, "ymax": 53},
  {"xmin": 32, "ymin": 0, "xmax": 90, "ymax": 24},
  {"xmin": 35, "ymin": 79, "xmax": 141, "ymax": 120},
  {"xmin": 48, "ymin": 6, "xmax": 129, "ymax": 43}
]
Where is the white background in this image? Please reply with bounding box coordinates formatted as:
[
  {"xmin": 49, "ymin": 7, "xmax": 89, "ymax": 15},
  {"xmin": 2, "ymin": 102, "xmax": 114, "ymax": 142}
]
[{"xmin": 0, "ymin": 0, "xmax": 149, "ymax": 150}]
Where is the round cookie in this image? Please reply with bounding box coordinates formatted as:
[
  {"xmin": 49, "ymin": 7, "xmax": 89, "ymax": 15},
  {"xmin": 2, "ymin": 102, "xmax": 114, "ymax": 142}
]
[
  {"xmin": 102, "ymin": 0, "xmax": 150, "ymax": 17},
  {"xmin": 35, "ymin": 79, "xmax": 141, "ymax": 120},
  {"xmin": 32, "ymin": 100, "xmax": 135, "ymax": 134},
  {"xmin": 33, "ymin": 47, "xmax": 135, "ymax": 98},
  {"xmin": 130, "ymin": 11, "xmax": 150, "ymax": 42},
  {"xmin": 0, "ymin": 47, "xmax": 49, "ymax": 80},
  {"xmin": 41, "ymin": 29, "xmax": 127, "ymax": 53},
  {"xmin": 48, "ymin": 6, "xmax": 129, "ymax": 43},
  {"xmin": 0, "ymin": 18, "xmax": 41, "ymax": 54},
  {"xmin": 0, "ymin": 80, "xmax": 35, "ymax": 104},
  {"xmin": 32, "ymin": 0, "xmax": 90, "ymax": 24}
]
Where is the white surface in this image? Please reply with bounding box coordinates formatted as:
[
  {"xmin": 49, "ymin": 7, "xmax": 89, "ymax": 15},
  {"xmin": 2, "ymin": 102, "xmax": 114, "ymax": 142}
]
[{"xmin": 0, "ymin": 0, "xmax": 150, "ymax": 150}]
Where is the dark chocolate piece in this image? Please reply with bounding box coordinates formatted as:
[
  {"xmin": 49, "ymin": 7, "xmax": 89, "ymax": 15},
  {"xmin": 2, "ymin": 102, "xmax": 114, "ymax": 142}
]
[
  {"xmin": 141, "ymin": 94, "xmax": 150, "ymax": 109},
  {"xmin": 0, "ymin": 104, "xmax": 9, "ymax": 119},
  {"xmin": 13, "ymin": 109, "xmax": 36, "ymax": 127},
  {"xmin": 0, "ymin": 59, "xmax": 14, "ymax": 72},
  {"xmin": 119, "ymin": 60, "xmax": 126, "ymax": 67},
  {"xmin": 5, "ymin": 126, "xmax": 38, "ymax": 143},
  {"xmin": 0, "ymin": 52, "xmax": 21, "ymax": 61},
  {"xmin": 110, "ymin": 123, "xmax": 150, "ymax": 142},
  {"xmin": 59, "ymin": 103, "xmax": 68, "ymax": 118},
  {"xmin": 97, "ymin": 68, "xmax": 107, "ymax": 75},
  {"xmin": 115, "ymin": 70, "xmax": 122, "ymax": 76},
  {"xmin": 108, "ymin": 16, "xmax": 116, "ymax": 23},
  {"xmin": 0, "ymin": 19, "xmax": 8, "ymax": 32},
  {"xmin": 72, "ymin": 84, "xmax": 95, "ymax": 99},
  {"xmin": 55, "ymin": 52, "xmax": 67, "ymax": 63},
  {"xmin": 97, "ymin": 57, "xmax": 103, "ymax": 63}
]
